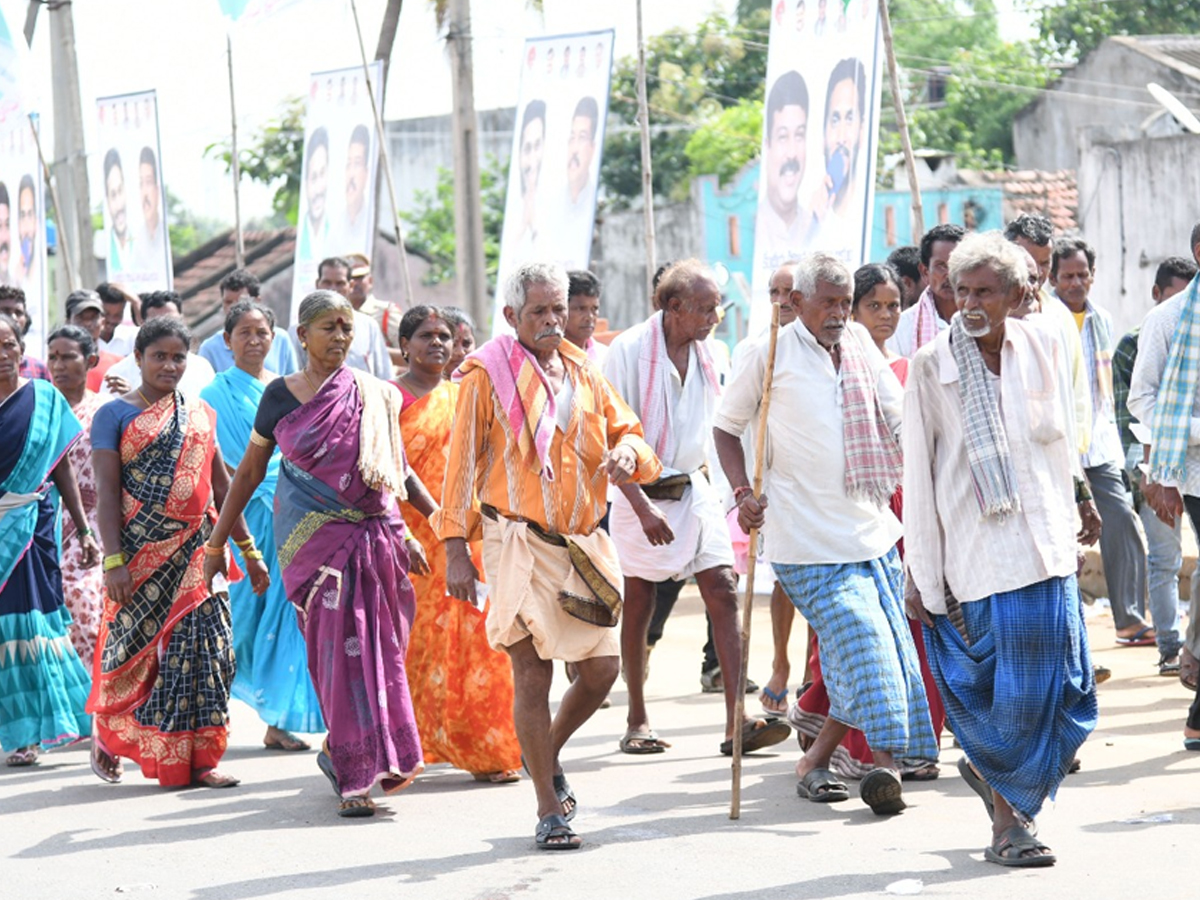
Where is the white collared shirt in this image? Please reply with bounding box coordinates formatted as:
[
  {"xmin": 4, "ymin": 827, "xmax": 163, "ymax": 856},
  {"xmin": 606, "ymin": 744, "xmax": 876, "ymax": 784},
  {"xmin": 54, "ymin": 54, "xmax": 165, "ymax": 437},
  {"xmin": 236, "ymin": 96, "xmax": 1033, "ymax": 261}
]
[
  {"xmin": 903, "ymin": 319, "xmax": 1079, "ymax": 611},
  {"xmin": 1127, "ymin": 283, "xmax": 1200, "ymax": 495},
  {"xmin": 887, "ymin": 301, "xmax": 949, "ymax": 359},
  {"xmin": 714, "ymin": 320, "xmax": 903, "ymax": 566}
]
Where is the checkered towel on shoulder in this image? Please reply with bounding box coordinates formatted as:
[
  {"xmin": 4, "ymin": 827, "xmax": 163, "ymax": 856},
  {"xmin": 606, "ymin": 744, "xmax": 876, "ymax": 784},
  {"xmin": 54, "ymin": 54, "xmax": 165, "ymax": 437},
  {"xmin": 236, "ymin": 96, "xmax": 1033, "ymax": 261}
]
[
  {"xmin": 1150, "ymin": 274, "xmax": 1200, "ymax": 484},
  {"xmin": 840, "ymin": 327, "xmax": 902, "ymax": 506}
]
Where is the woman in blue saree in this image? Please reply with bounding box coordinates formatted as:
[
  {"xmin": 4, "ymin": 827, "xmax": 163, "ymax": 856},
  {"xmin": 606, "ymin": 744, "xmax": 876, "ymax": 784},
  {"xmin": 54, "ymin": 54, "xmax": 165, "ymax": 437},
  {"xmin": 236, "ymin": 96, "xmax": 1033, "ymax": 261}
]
[
  {"xmin": 201, "ymin": 302, "xmax": 324, "ymax": 749},
  {"xmin": 0, "ymin": 313, "xmax": 99, "ymax": 766}
]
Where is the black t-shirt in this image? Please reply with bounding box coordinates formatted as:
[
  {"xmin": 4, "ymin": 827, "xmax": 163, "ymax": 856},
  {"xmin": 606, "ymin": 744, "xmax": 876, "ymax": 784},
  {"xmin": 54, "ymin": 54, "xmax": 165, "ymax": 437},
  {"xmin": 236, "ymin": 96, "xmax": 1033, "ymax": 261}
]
[{"xmin": 253, "ymin": 377, "xmax": 303, "ymax": 442}]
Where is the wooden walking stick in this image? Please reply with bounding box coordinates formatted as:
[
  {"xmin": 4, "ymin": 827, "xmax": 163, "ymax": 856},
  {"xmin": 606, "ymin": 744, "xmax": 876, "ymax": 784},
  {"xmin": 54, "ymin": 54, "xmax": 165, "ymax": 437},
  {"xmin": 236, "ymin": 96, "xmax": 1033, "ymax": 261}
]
[{"xmin": 730, "ymin": 301, "xmax": 783, "ymax": 820}]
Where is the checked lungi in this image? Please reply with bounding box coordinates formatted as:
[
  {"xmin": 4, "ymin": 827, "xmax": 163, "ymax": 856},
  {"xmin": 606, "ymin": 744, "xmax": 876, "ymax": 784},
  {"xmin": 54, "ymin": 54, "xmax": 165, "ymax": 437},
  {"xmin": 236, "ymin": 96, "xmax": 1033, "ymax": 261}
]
[
  {"xmin": 924, "ymin": 574, "xmax": 1097, "ymax": 820},
  {"xmin": 774, "ymin": 547, "xmax": 938, "ymax": 760}
]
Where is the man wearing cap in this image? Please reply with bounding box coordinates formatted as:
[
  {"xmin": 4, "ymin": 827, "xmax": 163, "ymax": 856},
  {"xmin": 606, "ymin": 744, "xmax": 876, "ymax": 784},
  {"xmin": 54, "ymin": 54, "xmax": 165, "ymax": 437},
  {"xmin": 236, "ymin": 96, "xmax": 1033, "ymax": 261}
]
[
  {"xmin": 65, "ymin": 289, "xmax": 123, "ymax": 392},
  {"xmin": 345, "ymin": 252, "xmax": 405, "ymax": 368}
]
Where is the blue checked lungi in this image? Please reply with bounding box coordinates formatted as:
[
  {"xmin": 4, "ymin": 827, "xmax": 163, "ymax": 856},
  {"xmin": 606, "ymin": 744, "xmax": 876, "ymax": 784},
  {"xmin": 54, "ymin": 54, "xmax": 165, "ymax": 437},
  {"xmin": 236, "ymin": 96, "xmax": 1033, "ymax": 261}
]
[
  {"xmin": 774, "ymin": 548, "xmax": 938, "ymax": 760},
  {"xmin": 924, "ymin": 574, "xmax": 1097, "ymax": 820}
]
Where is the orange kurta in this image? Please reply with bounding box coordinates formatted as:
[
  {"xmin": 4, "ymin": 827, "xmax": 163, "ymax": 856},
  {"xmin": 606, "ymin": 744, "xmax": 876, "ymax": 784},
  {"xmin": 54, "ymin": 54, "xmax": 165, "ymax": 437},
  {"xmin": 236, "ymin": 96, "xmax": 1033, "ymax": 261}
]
[{"xmin": 399, "ymin": 380, "xmax": 522, "ymax": 774}]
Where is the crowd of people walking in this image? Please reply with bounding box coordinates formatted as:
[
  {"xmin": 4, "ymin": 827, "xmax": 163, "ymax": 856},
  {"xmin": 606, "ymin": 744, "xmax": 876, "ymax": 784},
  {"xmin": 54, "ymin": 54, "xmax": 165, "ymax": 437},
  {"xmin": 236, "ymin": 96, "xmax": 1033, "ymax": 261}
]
[{"xmin": 2, "ymin": 216, "xmax": 1199, "ymax": 867}]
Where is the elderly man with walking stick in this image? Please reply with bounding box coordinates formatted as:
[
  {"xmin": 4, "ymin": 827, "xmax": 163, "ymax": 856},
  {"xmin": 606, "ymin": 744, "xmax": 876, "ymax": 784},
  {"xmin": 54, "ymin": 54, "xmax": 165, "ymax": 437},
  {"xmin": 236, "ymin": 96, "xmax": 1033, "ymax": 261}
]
[{"xmin": 714, "ymin": 253, "xmax": 936, "ymax": 816}]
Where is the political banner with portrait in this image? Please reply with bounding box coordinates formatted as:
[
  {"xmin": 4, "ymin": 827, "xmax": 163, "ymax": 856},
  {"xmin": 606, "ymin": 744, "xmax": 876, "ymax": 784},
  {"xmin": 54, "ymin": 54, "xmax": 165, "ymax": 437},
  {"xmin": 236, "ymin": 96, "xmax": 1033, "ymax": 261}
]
[
  {"xmin": 492, "ymin": 29, "xmax": 615, "ymax": 335},
  {"xmin": 0, "ymin": 116, "xmax": 47, "ymax": 352},
  {"xmin": 748, "ymin": 0, "xmax": 884, "ymax": 335},
  {"xmin": 291, "ymin": 61, "xmax": 382, "ymax": 317},
  {"xmin": 0, "ymin": 6, "xmax": 46, "ymax": 354},
  {"xmin": 96, "ymin": 90, "xmax": 173, "ymax": 294}
]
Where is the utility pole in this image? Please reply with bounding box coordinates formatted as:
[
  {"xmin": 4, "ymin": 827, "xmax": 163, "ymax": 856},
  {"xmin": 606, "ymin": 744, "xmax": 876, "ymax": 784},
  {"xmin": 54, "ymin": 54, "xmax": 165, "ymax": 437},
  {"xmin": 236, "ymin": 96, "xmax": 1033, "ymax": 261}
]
[
  {"xmin": 635, "ymin": 0, "xmax": 656, "ymax": 304},
  {"xmin": 446, "ymin": 0, "xmax": 489, "ymax": 330},
  {"xmin": 46, "ymin": 0, "xmax": 97, "ymax": 295}
]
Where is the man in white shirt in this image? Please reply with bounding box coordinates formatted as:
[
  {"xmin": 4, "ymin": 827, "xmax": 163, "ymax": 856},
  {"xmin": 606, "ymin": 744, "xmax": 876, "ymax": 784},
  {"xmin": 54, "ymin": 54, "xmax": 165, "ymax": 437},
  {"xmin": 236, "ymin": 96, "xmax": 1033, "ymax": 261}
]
[
  {"xmin": 1128, "ymin": 222, "xmax": 1200, "ymax": 716},
  {"xmin": 888, "ymin": 223, "xmax": 964, "ymax": 358},
  {"xmin": 101, "ymin": 291, "xmax": 216, "ymax": 399},
  {"xmin": 1050, "ymin": 237, "xmax": 1151, "ymax": 645},
  {"xmin": 715, "ymin": 253, "xmax": 935, "ymax": 817},
  {"xmin": 96, "ymin": 282, "xmax": 140, "ymax": 357},
  {"xmin": 292, "ymin": 256, "xmax": 392, "ymax": 379},
  {"xmin": 604, "ymin": 260, "xmax": 788, "ymax": 759},
  {"xmin": 564, "ymin": 269, "xmax": 608, "ymax": 367},
  {"xmin": 904, "ymin": 231, "xmax": 1098, "ymax": 868}
]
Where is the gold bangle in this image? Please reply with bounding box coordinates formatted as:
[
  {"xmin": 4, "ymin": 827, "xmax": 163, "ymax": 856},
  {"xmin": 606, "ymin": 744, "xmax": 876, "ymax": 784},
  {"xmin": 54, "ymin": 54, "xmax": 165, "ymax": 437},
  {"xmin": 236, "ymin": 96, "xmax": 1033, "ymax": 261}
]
[
  {"xmin": 203, "ymin": 543, "xmax": 226, "ymax": 557},
  {"xmin": 243, "ymin": 549, "xmax": 264, "ymax": 561},
  {"xmin": 103, "ymin": 553, "xmax": 126, "ymax": 571},
  {"xmin": 248, "ymin": 428, "xmax": 271, "ymax": 448},
  {"xmin": 233, "ymin": 536, "xmax": 256, "ymax": 550}
]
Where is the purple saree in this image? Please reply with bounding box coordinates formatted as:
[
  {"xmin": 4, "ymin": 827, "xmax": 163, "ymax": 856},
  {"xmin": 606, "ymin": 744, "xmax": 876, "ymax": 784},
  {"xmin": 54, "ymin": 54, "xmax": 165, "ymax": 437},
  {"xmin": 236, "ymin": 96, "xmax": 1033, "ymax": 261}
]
[{"xmin": 273, "ymin": 366, "xmax": 422, "ymax": 796}]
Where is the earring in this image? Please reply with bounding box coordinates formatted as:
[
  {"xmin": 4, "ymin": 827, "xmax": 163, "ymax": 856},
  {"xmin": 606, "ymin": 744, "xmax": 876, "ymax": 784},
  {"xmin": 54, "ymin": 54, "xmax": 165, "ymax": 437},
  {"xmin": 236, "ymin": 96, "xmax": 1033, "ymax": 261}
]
[{"xmin": 301, "ymin": 342, "xmax": 308, "ymax": 350}]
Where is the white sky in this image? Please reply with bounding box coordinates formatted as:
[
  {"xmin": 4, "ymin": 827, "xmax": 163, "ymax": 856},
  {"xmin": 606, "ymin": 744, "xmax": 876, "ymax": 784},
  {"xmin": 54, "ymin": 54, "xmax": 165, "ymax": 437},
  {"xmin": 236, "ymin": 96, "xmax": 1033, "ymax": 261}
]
[{"xmin": 7, "ymin": 0, "xmax": 1033, "ymax": 224}]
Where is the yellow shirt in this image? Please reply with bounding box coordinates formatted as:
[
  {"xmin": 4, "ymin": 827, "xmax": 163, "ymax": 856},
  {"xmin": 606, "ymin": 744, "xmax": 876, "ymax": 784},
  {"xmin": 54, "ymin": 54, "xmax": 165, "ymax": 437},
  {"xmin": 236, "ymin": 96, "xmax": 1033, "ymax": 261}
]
[
  {"xmin": 433, "ymin": 342, "xmax": 662, "ymax": 541},
  {"xmin": 1072, "ymin": 309, "xmax": 1086, "ymax": 331}
]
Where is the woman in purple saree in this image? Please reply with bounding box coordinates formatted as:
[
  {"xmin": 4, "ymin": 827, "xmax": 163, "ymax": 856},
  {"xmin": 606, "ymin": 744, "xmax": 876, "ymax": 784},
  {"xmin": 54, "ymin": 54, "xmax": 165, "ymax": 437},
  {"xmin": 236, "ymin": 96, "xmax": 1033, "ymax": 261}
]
[{"xmin": 205, "ymin": 290, "xmax": 437, "ymax": 817}]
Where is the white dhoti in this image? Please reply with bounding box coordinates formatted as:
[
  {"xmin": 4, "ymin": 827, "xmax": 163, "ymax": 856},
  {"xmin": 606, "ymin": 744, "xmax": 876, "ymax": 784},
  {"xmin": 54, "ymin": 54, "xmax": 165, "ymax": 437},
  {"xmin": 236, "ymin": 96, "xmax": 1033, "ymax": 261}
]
[
  {"xmin": 610, "ymin": 472, "xmax": 735, "ymax": 582},
  {"xmin": 481, "ymin": 515, "xmax": 622, "ymax": 662}
]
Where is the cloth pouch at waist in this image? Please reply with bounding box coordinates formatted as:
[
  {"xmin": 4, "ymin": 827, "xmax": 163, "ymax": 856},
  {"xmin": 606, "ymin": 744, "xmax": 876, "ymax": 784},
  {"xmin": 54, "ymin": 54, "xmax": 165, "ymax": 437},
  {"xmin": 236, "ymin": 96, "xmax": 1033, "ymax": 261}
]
[
  {"xmin": 641, "ymin": 465, "xmax": 708, "ymax": 502},
  {"xmin": 481, "ymin": 504, "xmax": 622, "ymax": 627}
]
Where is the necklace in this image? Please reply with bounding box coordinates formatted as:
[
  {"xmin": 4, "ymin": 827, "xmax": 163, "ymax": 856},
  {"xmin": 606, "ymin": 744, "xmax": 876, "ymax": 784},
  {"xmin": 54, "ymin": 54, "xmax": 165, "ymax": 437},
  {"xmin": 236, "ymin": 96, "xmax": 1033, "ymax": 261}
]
[
  {"xmin": 137, "ymin": 389, "xmax": 154, "ymax": 407},
  {"xmin": 302, "ymin": 367, "xmax": 322, "ymax": 396}
]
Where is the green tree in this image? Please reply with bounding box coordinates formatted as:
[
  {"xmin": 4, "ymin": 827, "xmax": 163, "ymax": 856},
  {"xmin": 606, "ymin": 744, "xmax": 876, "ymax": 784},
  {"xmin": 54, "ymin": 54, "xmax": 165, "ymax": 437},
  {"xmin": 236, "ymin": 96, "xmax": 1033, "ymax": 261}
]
[
  {"xmin": 206, "ymin": 97, "xmax": 305, "ymax": 227},
  {"xmin": 684, "ymin": 98, "xmax": 762, "ymax": 187},
  {"xmin": 1035, "ymin": 0, "xmax": 1200, "ymax": 63},
  {"xmin": 602, "ymin": 11, "xmax": 767, "ymax": 207},
  {"xmin": 399, "ymin": 155, "xmax": 507, "ymax": 288},
  {"xmin": 166, "ymin": 189, "xmax": 227, "ymax": 259}
]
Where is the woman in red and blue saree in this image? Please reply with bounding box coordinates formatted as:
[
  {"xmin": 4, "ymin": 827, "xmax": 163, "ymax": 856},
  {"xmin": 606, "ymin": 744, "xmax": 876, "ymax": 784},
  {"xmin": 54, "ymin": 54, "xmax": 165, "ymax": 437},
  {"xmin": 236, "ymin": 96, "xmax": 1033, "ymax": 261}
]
[
  {"xmin": 88, "ymin": 316, "xmax": 267, "ymax": 787},
  {"xmin": 205, "ymin": 290, "xmax": 438, "ymax": 818},
  {"xmin": 201, "ymin": 302, "xmax": 324, "ymax": 752},
  {"xmin": 0, "ymin": 314, "xmax": 99, "ymax": 768}
]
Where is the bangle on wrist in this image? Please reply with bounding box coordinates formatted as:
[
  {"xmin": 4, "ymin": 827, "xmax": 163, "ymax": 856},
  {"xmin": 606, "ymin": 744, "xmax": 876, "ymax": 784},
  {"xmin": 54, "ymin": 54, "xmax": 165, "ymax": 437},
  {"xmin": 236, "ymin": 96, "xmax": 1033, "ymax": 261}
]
[
  {"xmin": 242, "ymin": 548, "xmax": 264, "ymax": 561},
  {"xmin": 78, "ymin": 526, "xmax": 93, "ymax": 538},
  {"xmin": 204, "ymin": 542, "xmax": 226, "ymax": 557},
  {"xmin": 1074, "ymin": 477, "xmax": 1092, "ymax": 504},
  {"xmin": 733, "ymin": 485, "xmax": 754, "ymax": 504},
  {"xmin": 103, "ymin": 553, "xmax": 126, "ymax": 572},
  {"xmin": 233, "ymin": 536, "xmax": 255, "ymax": 550}
]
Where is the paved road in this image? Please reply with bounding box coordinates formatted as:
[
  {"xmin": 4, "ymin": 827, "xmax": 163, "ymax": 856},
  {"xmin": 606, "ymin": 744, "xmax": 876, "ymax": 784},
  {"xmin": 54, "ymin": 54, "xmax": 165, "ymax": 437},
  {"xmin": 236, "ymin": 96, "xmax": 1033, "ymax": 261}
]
[{"xmin": 5, "ymin": 591, "xmax": 1198, "ymax": 900}]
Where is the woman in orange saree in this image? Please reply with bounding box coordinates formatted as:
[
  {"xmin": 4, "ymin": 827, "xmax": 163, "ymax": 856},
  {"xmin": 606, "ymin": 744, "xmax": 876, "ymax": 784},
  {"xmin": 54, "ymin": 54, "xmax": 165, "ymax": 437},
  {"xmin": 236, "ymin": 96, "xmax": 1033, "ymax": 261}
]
[
  {"xmin": 88, "ymin": 318, "xmax": 266, "ymax": 787},
  {"xmin": 396, "ymin": 306, "xmax": 522, "ymax": 782}
]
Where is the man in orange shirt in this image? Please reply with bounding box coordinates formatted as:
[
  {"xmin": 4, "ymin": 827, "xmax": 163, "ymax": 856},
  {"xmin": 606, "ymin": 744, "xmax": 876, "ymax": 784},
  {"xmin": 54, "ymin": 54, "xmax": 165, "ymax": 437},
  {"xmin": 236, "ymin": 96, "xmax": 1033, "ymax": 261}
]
[{"xmin": 436, "ymin": 262, "xmax": 661, "ymax": 852}]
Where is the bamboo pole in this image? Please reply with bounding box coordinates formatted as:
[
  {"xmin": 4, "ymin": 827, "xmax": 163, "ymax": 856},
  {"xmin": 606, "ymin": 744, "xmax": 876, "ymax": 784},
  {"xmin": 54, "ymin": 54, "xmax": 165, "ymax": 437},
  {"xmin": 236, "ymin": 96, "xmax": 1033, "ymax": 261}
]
[
  {"xmin": 350, "ymin": 0, "xmax": 415, "ymax": 310},
  {"xmin": 730, "ymin": 300, "xmax": 781, "ymax": 820},
  {"xmin": 29, "ymin": 114, "xmax": 77, "ymax": 295},
  {"xmin": 878, "ymin": 0, "xmax": 924, "ymax": 242},
  {"xmin": 635, "ymin": 0, "xmax": 656, "ymax": 304},
  {"xmin": 226, "ymin": 34, "xmax": 245, "ymax": 268}
]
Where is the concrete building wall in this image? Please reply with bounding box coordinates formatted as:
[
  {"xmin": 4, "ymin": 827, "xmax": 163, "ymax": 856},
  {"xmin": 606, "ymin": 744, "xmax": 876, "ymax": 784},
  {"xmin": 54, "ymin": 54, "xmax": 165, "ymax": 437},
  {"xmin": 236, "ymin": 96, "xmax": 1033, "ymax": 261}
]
[
  {"xmin": 590, "ymin": 199, "xmax": 704, "ymax": 333},
  {"xmin": 1078, "ymin": 132, "xmax": 1200, "ymax": 335},
  {"xmin": 1013, "ymin": 42, "xmax": 1194, "ymax": 172},
  {"xmin": 385, "ymin": 108, "xmax": 515, "ymax": 214}
]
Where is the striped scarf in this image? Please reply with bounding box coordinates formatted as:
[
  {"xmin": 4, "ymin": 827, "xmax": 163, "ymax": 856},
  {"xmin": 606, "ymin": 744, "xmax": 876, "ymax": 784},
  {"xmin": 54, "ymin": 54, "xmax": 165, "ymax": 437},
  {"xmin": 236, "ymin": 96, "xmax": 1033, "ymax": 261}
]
[
  {"xmin": 1079, "ymin": 302, "xmax": 1114, "ymax": 420},
  {"xmin": 949, "ymin": 314, "xmax": 1021, "ymax": 518},
  {"xmin": 463, "ymin": 334, "xmax": 559, "ymax": 480},
  {"xmin": 839, "ymin": 328, "xmax": 903, "ymax": 506},
  {"xmin": 637, "ymin": 311, "xmax": 721, "ymax": 463},
  {"xmin": 1150, "ymin": 275, "xmax": 1200, "ymax": 484},
  {"xmin": 914, "ymin": 286, "xmax": 942, "ymax": 352}
]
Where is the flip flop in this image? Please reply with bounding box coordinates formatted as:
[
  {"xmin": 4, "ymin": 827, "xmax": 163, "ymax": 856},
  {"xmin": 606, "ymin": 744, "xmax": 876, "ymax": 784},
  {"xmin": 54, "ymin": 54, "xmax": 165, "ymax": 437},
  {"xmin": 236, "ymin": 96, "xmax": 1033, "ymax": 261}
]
[
  {"xmin": 1181, "ymin": 648, "xmax": 1199, "ymax": 692},
  {"xmin": 535, "ymin": 813, "xmax": 581, "ymax": 850},
  {"xmin": 796, "ymin": 766, "xmax": 850, "ymax": 802},
  {"xmin": 1183, "ymin": 737, "xmax": 1200, "ymax": 751},
  {"xmin": 984, "ymin": 824, "xmax": 1056, "ymax": 867},
  {"xmin": 760, "ymin": 684, "xmax": 789, "ymax": 717},
  {"xmin": 472, "ymin": 769, "xmax": 521, "ymax": 784},
  {"xmin": 90, "ymin": 737, "xmax": 124, "ymax": 784},
  {"xmin": 1115, "ymin": 625, "xmax": 1156, "ymax": 646},
  {"xmin": 264, "ymin": 732, "xmax": 311, "ymax": 752},
  {"xmin": 860, "ymin": 768, "xmax": 906, "ymax": 816},
  {"xmin": 901, "ymin": 763, "xmax": 940, "ymax": 782},
  {"xmin": 720, "ymin": 716, "xmax": 790, "ymax": 756},
  {"xmin": 191, "ymin": 769, "xmax": 240, "ymax": 788},
  {"xmin": 519, "ymin": 756, "xmax": 577, "ymax": 820},
  {"xmin": 957, "ymin": 756, "xmax": 994, "ymax": 821},
  {"xmin": 337, "ymin": 795, "xmax": 375, "ymax": 818},
  {"xmin": 5, "ymin": 746, "xmax": 39, "ymax": 767},
  {"xmin": 619, "ymin": 729, "xmax": 671, "ymax": 755},
  {"xmin": 317, "ymin": 749, "xmax": 341, "ymax": 796}
]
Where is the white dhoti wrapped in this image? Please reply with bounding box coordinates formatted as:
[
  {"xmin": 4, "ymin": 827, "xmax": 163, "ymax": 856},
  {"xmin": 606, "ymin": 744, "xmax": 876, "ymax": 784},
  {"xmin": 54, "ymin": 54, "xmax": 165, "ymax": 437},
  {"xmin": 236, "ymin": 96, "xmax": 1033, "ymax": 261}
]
[{"xmin": 610, "ymin": 471, "xmax": 735, "ymax": 582}]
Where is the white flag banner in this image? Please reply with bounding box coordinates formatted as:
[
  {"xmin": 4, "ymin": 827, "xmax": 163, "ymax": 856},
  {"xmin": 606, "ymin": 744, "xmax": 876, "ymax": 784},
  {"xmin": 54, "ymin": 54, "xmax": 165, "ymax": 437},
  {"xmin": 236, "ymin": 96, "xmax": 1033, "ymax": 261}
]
[
  {"xmin": 0, "ymin": 117, "xmax": 47, "ymax": 352},
  {"xmin": 291, "ymin": 61, "xmax": 383, "ymax": 318},
  {"xmin": 749, "ymin": 0, "xmax": 884, "ymax": 334},
  {"xmin": 96, "ymin": 90, "xmax": 173, "ymax": 294},
  {"xmin": 492, "ymin": 29, "xmax": 615, "ymax": 335}
]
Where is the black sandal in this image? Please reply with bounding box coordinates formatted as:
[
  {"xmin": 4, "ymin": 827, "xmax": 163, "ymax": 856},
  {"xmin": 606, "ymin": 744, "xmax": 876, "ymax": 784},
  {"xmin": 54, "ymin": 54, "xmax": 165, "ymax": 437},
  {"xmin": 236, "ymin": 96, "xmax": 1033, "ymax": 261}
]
[
  {"xmin": 536, "ymin": 813, "xmax": 581, "ymax": 850},
  {"xmin": 984, "ymin": 824, "xmax": 1055, "ymax": 867}
]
